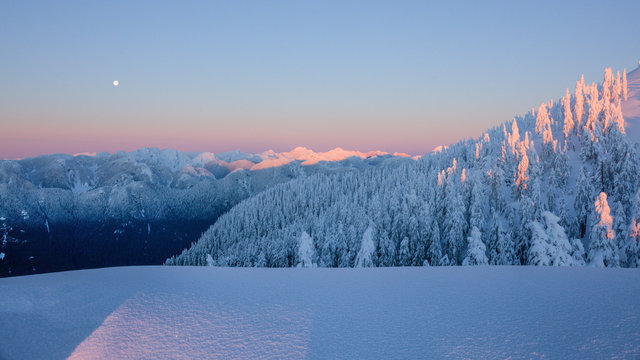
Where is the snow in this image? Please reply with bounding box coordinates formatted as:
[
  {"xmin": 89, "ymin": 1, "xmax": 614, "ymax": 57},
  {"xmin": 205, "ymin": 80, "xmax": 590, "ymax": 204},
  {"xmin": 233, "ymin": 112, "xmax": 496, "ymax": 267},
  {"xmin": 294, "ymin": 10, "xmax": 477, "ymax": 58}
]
[
  {"xmin": 431, "ymin": 145, "xmax": 448, "ymax": 153},
  {"xmin": 36, "ymin": 146, "xmax": 412, "ymax": 179},
  {"xmin": 70, "ymin": 179, "xmax": 92, "ymax": 194},
  {"xmin": 528, "ymin": 212, "xmax": 576, "ymax": 266},
  {"xmin": 1, "ymin": 266, "xmax": 639, "ymax": 359},
  {"xmin": 297, "ymin": 232, "xmax": 316, "ymax": 268},
  {"xmin": 191, "ymin": 147, "xmax": 411, "ymax": 172},
  {"xmin": 220, "ymin": 159, "xmax": 255, "ymax": 172},
  {"xmin": 250, "ymin": 146, "xmax": 408, "ymax": 170},
  {"xmin": 622, "ymin": 67, "xmax": 640, "ymax": 142},
  {"xmin": 595, "ymin": 192, "xmax": 614, "ymax": 234},
  {"xmin": 462, "ymin": 226, "xmax": 488, "ymax": 265},
  {"xmin": 355, "ymin": 225, "xmax": 375, "ymax": 267}
]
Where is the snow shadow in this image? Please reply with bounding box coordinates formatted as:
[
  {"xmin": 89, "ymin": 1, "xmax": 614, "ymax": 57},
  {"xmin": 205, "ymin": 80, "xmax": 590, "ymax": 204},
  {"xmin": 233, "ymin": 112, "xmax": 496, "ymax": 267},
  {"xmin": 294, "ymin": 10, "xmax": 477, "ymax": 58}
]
[
  {"xmin": 0, "ymin": 267, "xmax": 142, "ymax": 359},
  {"xmin": 69, "ymin": 293, "xmax": 313, "ymax": 359}
]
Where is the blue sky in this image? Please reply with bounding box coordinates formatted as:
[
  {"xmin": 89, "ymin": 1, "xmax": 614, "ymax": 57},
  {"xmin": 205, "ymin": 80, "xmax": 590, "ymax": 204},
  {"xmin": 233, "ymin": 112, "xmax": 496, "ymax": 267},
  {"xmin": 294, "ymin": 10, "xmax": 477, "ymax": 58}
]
[{"xmin": 1, "ymin": 0, "xmax": 639, "ymax": 158}]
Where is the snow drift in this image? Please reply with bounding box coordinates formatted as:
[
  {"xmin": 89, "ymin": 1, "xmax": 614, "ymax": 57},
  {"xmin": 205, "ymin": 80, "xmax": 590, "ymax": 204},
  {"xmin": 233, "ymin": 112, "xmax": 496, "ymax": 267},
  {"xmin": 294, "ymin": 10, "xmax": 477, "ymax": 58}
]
[{"xmin": 0, "ymin": 266, "xmax": 639, "ymax": 359}]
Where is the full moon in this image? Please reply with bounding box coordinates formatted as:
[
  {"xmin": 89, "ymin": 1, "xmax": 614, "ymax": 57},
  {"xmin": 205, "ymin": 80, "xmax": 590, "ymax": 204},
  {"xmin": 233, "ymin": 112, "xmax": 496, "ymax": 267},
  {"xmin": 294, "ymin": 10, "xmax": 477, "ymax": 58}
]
[{"xmin": 113, "ymin": 80, "xmax": 119, "ymax": 86}]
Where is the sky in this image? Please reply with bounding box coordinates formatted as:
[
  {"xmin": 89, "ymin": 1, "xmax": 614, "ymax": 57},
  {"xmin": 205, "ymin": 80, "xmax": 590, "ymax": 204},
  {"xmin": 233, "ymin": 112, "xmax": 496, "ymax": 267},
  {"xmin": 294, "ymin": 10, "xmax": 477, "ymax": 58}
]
[{"xmin": 1, "ymin": 0, "xmax": 639, "ymax": 159}]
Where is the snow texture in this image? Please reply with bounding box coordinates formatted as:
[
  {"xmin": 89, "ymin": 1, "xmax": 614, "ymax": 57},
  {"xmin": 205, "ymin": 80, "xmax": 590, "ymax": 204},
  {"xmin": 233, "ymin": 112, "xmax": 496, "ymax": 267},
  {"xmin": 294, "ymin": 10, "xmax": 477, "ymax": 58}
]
[{"xmin": 0, "ymin": 266, "xmax": 639, "ymax": 359}]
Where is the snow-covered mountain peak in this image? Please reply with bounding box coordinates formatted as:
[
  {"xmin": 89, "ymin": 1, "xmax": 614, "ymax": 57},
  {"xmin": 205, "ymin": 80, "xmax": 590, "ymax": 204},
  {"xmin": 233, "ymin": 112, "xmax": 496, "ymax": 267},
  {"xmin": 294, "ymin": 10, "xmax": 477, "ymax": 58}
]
[{"xmin": 17, "ymin": 146, "xmax": 413, "ymax": 181}]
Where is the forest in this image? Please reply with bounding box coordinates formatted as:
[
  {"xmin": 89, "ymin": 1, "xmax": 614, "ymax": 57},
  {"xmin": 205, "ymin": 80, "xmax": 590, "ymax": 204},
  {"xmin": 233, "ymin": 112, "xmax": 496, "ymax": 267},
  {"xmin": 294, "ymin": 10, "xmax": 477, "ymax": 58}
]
[{"xmin": 168, "ymin": 68, "xmax": 640, "ymax": 268}]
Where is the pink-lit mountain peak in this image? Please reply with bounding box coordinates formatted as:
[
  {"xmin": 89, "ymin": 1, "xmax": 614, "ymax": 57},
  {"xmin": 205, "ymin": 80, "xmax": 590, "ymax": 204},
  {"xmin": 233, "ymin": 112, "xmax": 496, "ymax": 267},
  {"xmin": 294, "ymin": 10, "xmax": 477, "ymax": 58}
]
[
  {"xmin": 248, "ymin": 146, "xmax": 411, "ymax": 170},
  {"xmin": 66, "ymin": 146, "xmax": 418, "ymax": 175},
  {"xmin": 67, "ymin": 146, "xmax": 416, "ymax": 174}
]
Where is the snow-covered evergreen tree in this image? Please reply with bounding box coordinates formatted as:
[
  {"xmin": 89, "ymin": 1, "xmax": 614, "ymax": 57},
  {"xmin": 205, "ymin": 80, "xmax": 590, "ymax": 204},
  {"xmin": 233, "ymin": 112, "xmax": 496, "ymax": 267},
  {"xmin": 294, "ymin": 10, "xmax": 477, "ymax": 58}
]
[
  {"xmin": 297, "ymin": 231, "xmax": 316, "ymax": 268},
  {"xmin": 528, "ymin": 212, "xmax": 575, "ymax": 266},
  {"xmin": 612, "ymin": 201, "xmax": 628, "ymax": 263},
  {"xmin": 574, "ymin": 167, "xmax": 593, "ymax": 239},
  {"xmin": 355, "ymin": 225, "xmax": 376, "ymax": 267},
  {"xmin": 443, "ymin": 175, "xmax": 467, "ymax": 265},
  {"xmin": 425, "ymin": 215, "xmax": 442, "ymax": 266},
  {"xmin": 562, "ymin": 88, "xmax": 574, "ymax": 138},
  {"xmin": 462, "ymin": 226, "xmax": 488, "ymax": 265},
  {"xmin": 468, "ymin": 173, "xmax": 486, "ymax": 233},
  {"xmin": 574, "ymin": 75, "xmax": 585, "ymax": 133},
  {"xmin": 487, "ymin": 210, "xmax": 515, "ymax": 265},
  {"xmin": 588, "ymin": 193, "xmax": 619, "ymax": 267},
  {"xmin": 570, "ymin": 238, "xmax": 586, "ymax": 266},
  {"xmin": 624, "ymin": 190, "xmax": 640, "ymax": 268},
  {"xmin": 547, "ymin": 215, "xmax": 574, "ymax": 266},
  {"xmin": 398, "ymin": 237, "xmax": 411, "ymax": 266}
]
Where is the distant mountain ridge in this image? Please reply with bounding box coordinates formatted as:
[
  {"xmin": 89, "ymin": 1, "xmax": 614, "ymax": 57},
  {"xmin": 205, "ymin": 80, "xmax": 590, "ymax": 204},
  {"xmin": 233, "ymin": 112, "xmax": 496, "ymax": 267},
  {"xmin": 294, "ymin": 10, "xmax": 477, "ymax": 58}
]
[{"xmin": 61, "ymin": 146, "xmax": 415, "ymax": 177}]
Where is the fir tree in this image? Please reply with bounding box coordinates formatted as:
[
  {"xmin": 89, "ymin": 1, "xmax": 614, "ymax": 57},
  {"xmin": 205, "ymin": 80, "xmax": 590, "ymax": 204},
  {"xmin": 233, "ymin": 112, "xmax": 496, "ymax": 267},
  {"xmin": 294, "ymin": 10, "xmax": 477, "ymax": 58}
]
[
  {"xmin": 574, "ymin": 75, "xmax": 585, "ymax": 132},
  {"xmin": 425, "ymin": 216, "xmax": 442, "ymax": 266},
  {"xmin": 588, "ymin": 192, "xmax": 619, "ymax": 267},
  {"xmin": 574, "ymin": 167, "xmax": 593, "ymax": 239},
  {"xmin": 443, "ymin": 176, "xmax": 467, "ymax": 265},
  {"xmin": 562, "ymin": 88, "xmax": 574, "ymax": 138},
  {"xmin": 398, "ymin": 237, "xmax": 411, "ymax": 266},
  {"xmin": 355, "ymin": 225, "xmax": 376, "ymax": 267},
  {"xmin": 462, "ymin": 227, "xmax": 488, "ymax": 265},
  {"xmin": 528, "ymin": 212, "xmax": 575, "ymax": 266},
  {"xmin": 297, "ymin": 231, "xmax": 316, "ymax": 268}
]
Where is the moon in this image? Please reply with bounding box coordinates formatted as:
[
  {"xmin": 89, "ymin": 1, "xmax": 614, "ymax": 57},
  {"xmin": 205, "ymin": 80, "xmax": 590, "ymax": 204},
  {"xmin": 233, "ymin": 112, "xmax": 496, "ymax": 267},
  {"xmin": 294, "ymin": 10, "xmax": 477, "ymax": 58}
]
[{"xmin": 113, "ymin": 80, "xmax": 119, "ymax": 86}]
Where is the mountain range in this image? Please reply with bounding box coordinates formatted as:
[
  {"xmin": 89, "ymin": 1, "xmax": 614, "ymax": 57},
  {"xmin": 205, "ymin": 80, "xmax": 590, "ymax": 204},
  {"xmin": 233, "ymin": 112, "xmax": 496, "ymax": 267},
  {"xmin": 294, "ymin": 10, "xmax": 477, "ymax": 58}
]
[{"xmin": 0, "ymin": 146, "xmax": 412, "ymax": 276}]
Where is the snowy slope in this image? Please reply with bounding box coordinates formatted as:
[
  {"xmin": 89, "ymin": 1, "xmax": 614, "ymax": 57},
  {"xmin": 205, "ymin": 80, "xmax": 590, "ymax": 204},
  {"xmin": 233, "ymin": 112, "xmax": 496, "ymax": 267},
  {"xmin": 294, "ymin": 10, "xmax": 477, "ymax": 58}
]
[
  {"xmin": 622, "ymin": 66, "xmax": 640, "ymax": 142},
  {"xmin": 1, "ymin": 266, "xmax": 639, "ymax": 359}
]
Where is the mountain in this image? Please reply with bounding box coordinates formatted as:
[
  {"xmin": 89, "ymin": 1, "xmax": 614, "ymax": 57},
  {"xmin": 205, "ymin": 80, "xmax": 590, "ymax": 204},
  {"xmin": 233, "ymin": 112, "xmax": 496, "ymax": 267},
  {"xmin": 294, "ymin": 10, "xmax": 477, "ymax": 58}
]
[
  {"xmin": 169, "ymin": 65, "xmax": 640, "ymax": 269},
  {"xmin": 66, "ymin": 147, "xmax": 413, "ymax": 175},
  {"xmin": 0, "ymin": 148, "xmax": 412, "ymax": 277}
]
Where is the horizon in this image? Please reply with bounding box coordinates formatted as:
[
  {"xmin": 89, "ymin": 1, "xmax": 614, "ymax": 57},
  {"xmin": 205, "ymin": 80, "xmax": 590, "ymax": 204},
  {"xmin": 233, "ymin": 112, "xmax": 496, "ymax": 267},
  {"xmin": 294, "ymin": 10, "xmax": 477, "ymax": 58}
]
[
  {"xmin": 4, "ymin": 144, "xmax": 418, "ymax": 161},
  {"xmin": 4, "ymin": 62, "xmax": 638, "ymax": 161},
  {"xmin": 2, "ymin": 1, "xmax": 640, "ymax": 159}
]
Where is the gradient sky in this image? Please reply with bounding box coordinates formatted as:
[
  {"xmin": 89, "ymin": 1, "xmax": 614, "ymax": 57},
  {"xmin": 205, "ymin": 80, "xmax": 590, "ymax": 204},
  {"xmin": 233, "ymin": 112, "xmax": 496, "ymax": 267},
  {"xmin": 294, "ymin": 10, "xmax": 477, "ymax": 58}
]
[{"xmin": 1, "ymin": 0, "xmax": 639, "ymax": 159}]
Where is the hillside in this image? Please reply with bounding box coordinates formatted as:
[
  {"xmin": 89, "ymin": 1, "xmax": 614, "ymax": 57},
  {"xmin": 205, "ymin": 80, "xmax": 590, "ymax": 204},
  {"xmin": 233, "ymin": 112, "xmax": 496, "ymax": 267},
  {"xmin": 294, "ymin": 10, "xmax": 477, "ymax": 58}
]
[
  {"xmin": 0, "ymin": 266, "xmax": 638, "ymax": 359},
  {"xmin": 0, "ymin": 148, "xmax": 411, "ymax": 277},
  {"xmin": 169, "ymin": 66, "xmax": 640, "ymax": 268}
]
